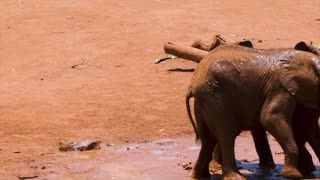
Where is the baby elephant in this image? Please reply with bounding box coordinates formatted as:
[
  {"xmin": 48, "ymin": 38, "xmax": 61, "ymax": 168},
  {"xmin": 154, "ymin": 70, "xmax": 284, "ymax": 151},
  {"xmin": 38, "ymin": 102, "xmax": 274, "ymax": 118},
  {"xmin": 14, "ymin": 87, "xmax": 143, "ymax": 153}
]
[
  {"xmin": 210, "ymin": 42, "xmax": 320, "ymax": 175},
  {"xmin": 186, "ymin": 44, "xmax": 320, "ymax": 179}
]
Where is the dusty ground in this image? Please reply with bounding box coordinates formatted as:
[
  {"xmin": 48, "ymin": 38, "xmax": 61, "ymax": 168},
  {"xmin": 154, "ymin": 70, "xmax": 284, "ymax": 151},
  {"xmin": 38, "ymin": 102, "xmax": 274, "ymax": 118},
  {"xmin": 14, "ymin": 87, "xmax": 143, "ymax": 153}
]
[{"xmin": 0, "ymin": 0, "xmax": 319, "ymax": 179}]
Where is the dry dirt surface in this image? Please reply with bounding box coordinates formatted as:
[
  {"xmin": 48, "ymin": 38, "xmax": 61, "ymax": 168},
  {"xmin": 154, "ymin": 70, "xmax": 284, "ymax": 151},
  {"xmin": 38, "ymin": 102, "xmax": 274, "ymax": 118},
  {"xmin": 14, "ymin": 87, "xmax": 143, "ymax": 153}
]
[{"xmin": 0, "ymin": 0, "xmax": 320, "ymax": 179}]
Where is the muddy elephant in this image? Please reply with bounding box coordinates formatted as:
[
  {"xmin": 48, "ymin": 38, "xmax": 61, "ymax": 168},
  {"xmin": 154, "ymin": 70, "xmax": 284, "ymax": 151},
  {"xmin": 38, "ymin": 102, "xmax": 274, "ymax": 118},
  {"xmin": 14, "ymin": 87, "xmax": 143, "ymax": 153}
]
[
  {"xmin": 186, "ymin": 44, "xmax": 320, "ymax": 179},
  {"xmin": 210, "ymin": 41, "xmax": 320, "ymax": 175}
]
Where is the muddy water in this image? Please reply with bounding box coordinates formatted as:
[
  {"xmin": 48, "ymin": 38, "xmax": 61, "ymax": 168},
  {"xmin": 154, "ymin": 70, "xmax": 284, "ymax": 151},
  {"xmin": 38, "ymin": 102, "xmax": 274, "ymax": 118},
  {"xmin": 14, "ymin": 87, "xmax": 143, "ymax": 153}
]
[
  {"xmin": 42, "ymin": 134, "xmax": 320, "ymax": 179},
  {"xmin": 90, "ymin": 138, "xmax": 196, "ymax": 179}
]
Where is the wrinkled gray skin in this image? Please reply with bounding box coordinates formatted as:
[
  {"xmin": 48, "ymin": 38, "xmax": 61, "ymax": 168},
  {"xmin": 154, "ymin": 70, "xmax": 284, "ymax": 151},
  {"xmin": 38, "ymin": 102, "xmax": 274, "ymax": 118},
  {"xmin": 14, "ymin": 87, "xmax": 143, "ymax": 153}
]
[
  {"xmin": 186, "ymin": 44, "xmax": 320, "ymax": 179},
  {"xmin": 211, "ymin": 42, "xmax": 320, "ymax": 175}
]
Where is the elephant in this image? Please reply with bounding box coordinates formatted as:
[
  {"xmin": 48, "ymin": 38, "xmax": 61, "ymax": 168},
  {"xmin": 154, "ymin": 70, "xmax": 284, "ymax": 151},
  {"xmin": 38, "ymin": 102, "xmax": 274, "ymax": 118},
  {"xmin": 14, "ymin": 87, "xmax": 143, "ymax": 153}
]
[
  {"xmin": 210, "ymin": 41, "xmax": 320, "ymax": 175},
  {"xmin": 190, "ymin": 40, "xmax": 320, "ymax": 174},
  {"xmin": 185, "ymin": 44, "xmax": 320, "ymax": 179}
]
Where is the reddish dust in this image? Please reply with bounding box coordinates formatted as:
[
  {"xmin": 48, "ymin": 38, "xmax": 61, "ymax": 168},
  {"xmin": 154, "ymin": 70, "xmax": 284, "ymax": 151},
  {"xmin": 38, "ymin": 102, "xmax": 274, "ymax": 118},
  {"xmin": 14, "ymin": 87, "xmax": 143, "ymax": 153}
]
[{"xmin": 0, "ymin": 0, "xmax": 319, "ymax": 179}]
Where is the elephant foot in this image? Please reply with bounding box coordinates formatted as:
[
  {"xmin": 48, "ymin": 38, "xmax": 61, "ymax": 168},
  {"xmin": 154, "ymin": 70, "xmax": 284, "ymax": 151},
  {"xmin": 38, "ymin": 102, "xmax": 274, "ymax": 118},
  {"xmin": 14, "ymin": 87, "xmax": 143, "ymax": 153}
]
[
  {"xmin": 191, "ymin": 169, "xmax": 211, "ymax": 179},
  {"xmin": 280, "ymin": 166, "xmax": 303, "ymax": 179},
  {"xmin": 223, "ymin": 171, "xmax": 246, "ymax": 180},
  {"xmin": 259, "ymin": 161, "xmax": 276, "ymax": 170},
  {"xmin": 298, "ymin": 157, "xmax": 315, "ymax": 175},
  {"xmin": 209, "ymin": 160, "xmax": 222, "ymax": 174},
  {"xmin": 299, "ymin": 163, "xmax": 315, "ymax": 175}
]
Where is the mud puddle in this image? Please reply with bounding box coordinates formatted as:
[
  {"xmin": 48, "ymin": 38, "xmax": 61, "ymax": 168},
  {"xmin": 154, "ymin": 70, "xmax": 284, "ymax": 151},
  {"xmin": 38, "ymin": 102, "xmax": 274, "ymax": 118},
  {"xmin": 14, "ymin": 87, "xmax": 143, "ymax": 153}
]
[{"xmin": 39, "ymin": 134, "xmax": 320, "ymax": 179}]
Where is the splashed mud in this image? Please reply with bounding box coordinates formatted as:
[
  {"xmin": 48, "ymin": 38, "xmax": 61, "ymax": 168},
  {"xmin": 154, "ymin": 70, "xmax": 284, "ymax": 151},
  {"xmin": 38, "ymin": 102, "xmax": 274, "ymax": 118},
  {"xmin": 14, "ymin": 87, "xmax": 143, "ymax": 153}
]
[{"xmin": 35, "ymin": 134, "xmax": 320, "ymax": 179}]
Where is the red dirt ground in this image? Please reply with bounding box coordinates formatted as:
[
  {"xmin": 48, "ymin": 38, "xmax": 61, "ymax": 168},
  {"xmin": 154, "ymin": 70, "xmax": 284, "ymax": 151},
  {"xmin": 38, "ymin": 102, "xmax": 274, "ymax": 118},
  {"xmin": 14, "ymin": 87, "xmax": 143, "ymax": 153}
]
[{"xmin": 0, "ymin": 0, "xmax": 319, "ymax": 179}]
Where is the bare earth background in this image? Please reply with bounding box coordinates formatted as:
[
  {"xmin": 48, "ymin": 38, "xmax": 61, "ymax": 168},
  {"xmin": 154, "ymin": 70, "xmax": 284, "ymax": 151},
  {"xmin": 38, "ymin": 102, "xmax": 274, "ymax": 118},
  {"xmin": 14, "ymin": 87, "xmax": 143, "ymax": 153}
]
[{"xmin": 0, "ymin": 0, "xmax": 319, "ymax": 179}]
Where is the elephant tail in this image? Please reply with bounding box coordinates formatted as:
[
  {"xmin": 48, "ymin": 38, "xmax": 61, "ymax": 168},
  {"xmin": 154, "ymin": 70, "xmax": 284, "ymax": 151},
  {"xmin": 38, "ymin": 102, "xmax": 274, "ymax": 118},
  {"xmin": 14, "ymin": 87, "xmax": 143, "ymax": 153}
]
[{"xmin": 186, "ymin": 87, "xmax": 200, "ymax": 142}]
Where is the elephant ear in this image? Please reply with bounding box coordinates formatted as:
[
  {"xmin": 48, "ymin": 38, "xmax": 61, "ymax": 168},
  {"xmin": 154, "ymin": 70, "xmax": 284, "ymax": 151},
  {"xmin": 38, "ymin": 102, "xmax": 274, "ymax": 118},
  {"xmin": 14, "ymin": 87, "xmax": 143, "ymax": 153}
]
[
  {"xmin": 294, "ymin": 41, "xmax": 320, "ymax": 56},
  {"xmin": 237, "ymin": 40, "xmax": 253, "ymax": 48},
  {"xmin": 278, "ymin": 57, "xmax": 319, "ymax": 107}
]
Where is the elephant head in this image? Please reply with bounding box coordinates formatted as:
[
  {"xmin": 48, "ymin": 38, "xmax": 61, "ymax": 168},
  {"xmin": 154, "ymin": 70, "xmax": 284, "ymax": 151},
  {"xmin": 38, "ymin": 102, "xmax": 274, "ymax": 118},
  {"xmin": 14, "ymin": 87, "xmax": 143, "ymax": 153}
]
[
  {"xmin": 278, "ymin": 47, "xmax": 320, "ymax": 108},
  {"xmin": 278, "ymin": 57, "xmax": 319, "ymax": 107},
  {"xmin": 294, "ymin": 41, "xmax": 320, "ymax": 56}
]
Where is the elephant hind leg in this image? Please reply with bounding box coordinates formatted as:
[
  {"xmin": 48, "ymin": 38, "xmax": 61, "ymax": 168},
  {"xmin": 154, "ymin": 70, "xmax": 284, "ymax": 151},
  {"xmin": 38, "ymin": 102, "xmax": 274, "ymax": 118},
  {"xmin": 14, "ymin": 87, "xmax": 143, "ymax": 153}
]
[
  {"xmin": 220, "ymin": 133, "xmax": 246, "ymax": 180},
  {"xmin": 260, "ymin": 92, "xmax": 302, "ymax": 179},
  {"xmin": 197, "ymin": 96, "xmax": 244, "ymax": 179},
  {"xmin": 191, "ymin": 100, "xmax": 217, "ymax": 179}
]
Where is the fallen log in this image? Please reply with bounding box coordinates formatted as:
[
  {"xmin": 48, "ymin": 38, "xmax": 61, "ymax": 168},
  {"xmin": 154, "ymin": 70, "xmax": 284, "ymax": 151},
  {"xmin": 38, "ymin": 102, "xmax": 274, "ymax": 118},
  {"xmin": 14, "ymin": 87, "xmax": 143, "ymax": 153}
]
[
  {"xmin": 161, "ymin": 35, "xmax": 252, "ymax": 64},
  {"xmin": 164, "ymin": 42, "xmax": 208, "ymax": 63}
]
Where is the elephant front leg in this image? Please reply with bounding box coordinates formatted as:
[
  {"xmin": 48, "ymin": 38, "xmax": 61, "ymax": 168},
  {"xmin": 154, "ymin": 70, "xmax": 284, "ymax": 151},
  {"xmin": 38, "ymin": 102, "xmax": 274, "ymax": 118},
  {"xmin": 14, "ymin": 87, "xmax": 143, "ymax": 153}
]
[
  {"xmin": 297, "ymin": 141, "xmax": 315, "ymax": 174},
  {"xmin": 260, "ymin": 92, "xmax": 302, "ymax": 179}
]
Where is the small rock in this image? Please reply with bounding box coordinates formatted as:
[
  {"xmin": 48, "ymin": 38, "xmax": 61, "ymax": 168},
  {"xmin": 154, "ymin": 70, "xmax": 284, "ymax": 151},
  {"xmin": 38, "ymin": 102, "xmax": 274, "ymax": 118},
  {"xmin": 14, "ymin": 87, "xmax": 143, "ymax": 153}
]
[
  {"xmin": 156, "ymin": 141, "xmax": 174, "ymax": 146},
  {"xmin": 114, "ymin": 64, "xmax": 123, "ymax": 68},
  {"xmin": 137, "ymin": 140, "xmax": 151, "ymax": 144},
  {"xmin": 14, "ymin": 151, "xmax": 21, "ymax": 154},
  {"xmin": 167, "ymin": 54, "xmax": 177, "ymax": 59},
  {"xmin": 257, "ymin": 40, "xmax": 263, "ymax": 43},
  {"xmin": 59, "ymin": 141, "xmax": 101, "ymax": 152},
  {"xmin": 77, "ymin": 141, "xmax": 101, "ymax": 151},
  {"xmin": 241, "ymin": 159, "xmax": 249, "ymax": 163},
  {"xmin": 66, "ymin": 16, "xmax": 74, "ymax": 20},
  {"xmin": 182, "ymin": 162, "xmax": 193, "ymax": 170},
  {"xmin": 71, "ymin": 64, "xmax": 81, "ymax": 69},
  {"xmin": 17, "ymin": 175, "xmax": 38, "ymax": 179}
]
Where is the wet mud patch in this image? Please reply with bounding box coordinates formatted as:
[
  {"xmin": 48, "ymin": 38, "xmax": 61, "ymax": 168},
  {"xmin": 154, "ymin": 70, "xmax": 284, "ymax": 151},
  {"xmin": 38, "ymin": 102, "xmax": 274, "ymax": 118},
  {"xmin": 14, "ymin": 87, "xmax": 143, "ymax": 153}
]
[{"xmin": 39, "ymin": 135, "xmax": 320, "ymax": 179}]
